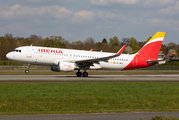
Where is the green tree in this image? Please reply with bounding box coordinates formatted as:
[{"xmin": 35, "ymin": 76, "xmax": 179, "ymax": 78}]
[
  {"xmin": 138, "ymin": 41, "xmax": 145, "ymax": 48},
  {"xmin": 144, "ymin": 36, "xmax": 152, "ymax": 45},
  {"xmin": 44, "ymin": 36, "xmax": 66, "ymax": 48},
  {"xmin": 109, "ymin": 36, "xmax": 120, "ymax": 52},
  {"xmin": 0, "ymin": 36, "xmax": 6, "ymax": 61},
  {"xmin": 176, "ymin": 45, "xmax": 179, "ymax": 57},
  {"xmin": 72, "ymin": 41, "xmax": 83, "ymax": 45},
  {"xmin": 167, "ymin": 42, "xmax": 177, "ymax": 50},
  {"xmin": 29, "ymin": 35, "xmax": 43, "ymax": 46},
  {"xmin": 44, "ymin": 37, "xmax": 53, "ymax": 47},
  {"xmin": 71, "ymin": 40, "xmax": 83, "ymax": 50},
  {"xmin": 109, "ymin": 36, "xmax": 120, "ymax": 46},
  {"xmin": 96, "ymin": 42, "xmax": 102, "ymax": 51},
  {"xmin": 102, "ymin": 38, "xmax": 107, "ymax": 43},
  {"xmin": 129, "ymin": 37, "xmax": 140, "ymax": 53},
  {"xmin": 83, "ymin": 37, "xmax": 96, "ymax": 50},
  {"xmin": 160, "ymin": 44, "xmax": 167, "ymax": 55},
  {"xmin": 121, "ymin": 38, "xmax": 130, "ymax": 46}
]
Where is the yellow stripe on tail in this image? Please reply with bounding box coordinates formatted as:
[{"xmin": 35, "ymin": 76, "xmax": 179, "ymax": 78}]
[{"xmin": 148, "ymin": 32, "xmax": 165, "ymax": 42}]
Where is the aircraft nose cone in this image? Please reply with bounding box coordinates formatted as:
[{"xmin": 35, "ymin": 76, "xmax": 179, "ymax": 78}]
[{"xmin": 6, "ymin": 52, "xmax": 12, "ymax": 60}]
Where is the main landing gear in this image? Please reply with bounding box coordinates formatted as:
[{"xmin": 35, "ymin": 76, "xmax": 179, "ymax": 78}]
[
  {"xmin": 25, "ymin": 64, "xmax": 30, "ymax": 74},
  {"xmin": 76, "ymin": 70, "xmax": 88, "ymax": 77}
]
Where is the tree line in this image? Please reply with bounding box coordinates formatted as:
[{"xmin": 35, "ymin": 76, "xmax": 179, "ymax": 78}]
[{"xmin": 0, "ymin": 33, "xmax": 179, "ymax": 61}]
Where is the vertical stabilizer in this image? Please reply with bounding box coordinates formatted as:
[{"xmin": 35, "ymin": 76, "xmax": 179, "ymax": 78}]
[
  {"xmin": 137, "ymin": 32, "xmax": 165, "ymax": 59},
  {"xmin": 123, "ymin": 32, "xmax": 165, "ymax": 70}
]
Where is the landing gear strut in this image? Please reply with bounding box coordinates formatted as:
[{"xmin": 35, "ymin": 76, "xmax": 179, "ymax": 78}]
[
  {"xmin": 25, "ymin": 64, "xmax": 30, "ymax": 74},
  {"xmin": 76, "ymin": 70, "xmax": 88, "ymax": 77},
  {"xmin": 76, "ymin": 70, "xmax": 82, "ymax": 77}
]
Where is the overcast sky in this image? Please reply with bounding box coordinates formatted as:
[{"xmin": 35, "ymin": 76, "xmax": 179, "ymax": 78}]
[{"xmin": 0, "ymin": 0, "xmax": 179, "ymax": 44}]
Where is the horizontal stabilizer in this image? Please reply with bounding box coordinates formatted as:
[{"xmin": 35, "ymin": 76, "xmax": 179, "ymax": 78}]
[{"xmin": 147, "ymin": 59, "xmax": 167, "ymax": 64}]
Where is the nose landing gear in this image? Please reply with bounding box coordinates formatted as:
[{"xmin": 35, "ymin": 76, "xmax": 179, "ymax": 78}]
[{"xmin": 25, "ymin": 64, "xmax": 30, "ymax": 74}]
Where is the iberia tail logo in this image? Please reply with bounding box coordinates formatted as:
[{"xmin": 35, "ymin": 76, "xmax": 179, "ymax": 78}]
[{"xmin": 123, "ymin": 32, "xmax": 165, "ymax": 70}]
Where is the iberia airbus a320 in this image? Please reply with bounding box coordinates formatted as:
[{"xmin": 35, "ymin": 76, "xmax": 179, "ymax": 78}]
[{"xmin": 6, "ymin": 32, "xmax": 166, "ymax": 77}]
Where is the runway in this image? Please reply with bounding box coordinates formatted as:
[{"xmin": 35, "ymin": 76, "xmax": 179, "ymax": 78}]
[{"xmin": 0, "ymin": 75, "xmax": 179, "ymax": 82}]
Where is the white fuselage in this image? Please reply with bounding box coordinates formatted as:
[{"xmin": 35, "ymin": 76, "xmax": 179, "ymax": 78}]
[{"xmin": 6, "ymin": 46, "xmax": 135, "ymax": 70}]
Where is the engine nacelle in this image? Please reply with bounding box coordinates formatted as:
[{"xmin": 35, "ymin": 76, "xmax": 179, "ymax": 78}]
[
  {"xmin": 51, "ymin": 66, "xmax": 59, "ymax": 72},
  {"xmin": 51, "ymin": 62, "xmax": 75, "ymax": 72}
]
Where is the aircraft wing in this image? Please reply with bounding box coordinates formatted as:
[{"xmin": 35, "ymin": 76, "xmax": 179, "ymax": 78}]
[
  {"xmin": 75, "ymin": 53, "xmax": 120, "ymax": 63},
  {"xmin": 71, "ymin": 45, "xmax": 126, "ymax": 66}
]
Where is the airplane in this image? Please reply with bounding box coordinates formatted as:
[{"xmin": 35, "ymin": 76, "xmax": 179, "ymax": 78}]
[{"xmin": 6, "ymin": 32, "xmax": 166, "ymax": 77}]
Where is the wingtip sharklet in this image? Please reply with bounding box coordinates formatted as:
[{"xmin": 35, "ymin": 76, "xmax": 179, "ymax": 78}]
[{"xmin": 117, "ymin": 45, "xmax": 126, "ymax": 55}]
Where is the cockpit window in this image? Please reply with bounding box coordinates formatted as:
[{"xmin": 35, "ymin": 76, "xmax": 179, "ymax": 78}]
[{"xmin": 13, "ymin": 49, "xmax": 22, "ymax": 52}]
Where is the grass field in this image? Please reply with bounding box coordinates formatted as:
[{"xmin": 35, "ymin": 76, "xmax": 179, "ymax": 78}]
[{"xmin": 0, "ymin": 82, "xmax": 179, "ymax": 115}]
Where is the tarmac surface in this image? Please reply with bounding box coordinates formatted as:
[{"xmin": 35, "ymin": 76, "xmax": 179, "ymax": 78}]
[
  {"xmin": 0, "ymin": 74, "xmax": 179, "ymax": 82},
  {"xmin": 0, "ymin": 75, "xmax": 179, "ymax": 120}
]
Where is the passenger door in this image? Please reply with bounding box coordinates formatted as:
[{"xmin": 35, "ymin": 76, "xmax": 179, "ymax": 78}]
[{"xmin": 27, "ymin": 47, "xmax": 32, "ymax": 58}]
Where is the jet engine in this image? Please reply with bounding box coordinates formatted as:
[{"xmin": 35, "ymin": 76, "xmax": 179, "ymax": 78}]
[{"xmin": 51, "ymin": 62, "xmax": 75, "ymax": 72}]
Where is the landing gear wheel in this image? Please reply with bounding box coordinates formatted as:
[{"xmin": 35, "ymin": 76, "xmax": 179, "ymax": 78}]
[
  {"xmin": 83, "ymin": 72, "xmax": 88, "ymax": 77},
  {"xmin": 76, "ymin": 72, "xmax": 82, "ymax": 77},
  {"xmin": 25, "ymin": 70, "xmax": 29, "ymax": 74},
  {"xmin": 25, "ymin": 63, "xmax": 30, "ymax": 74}
]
